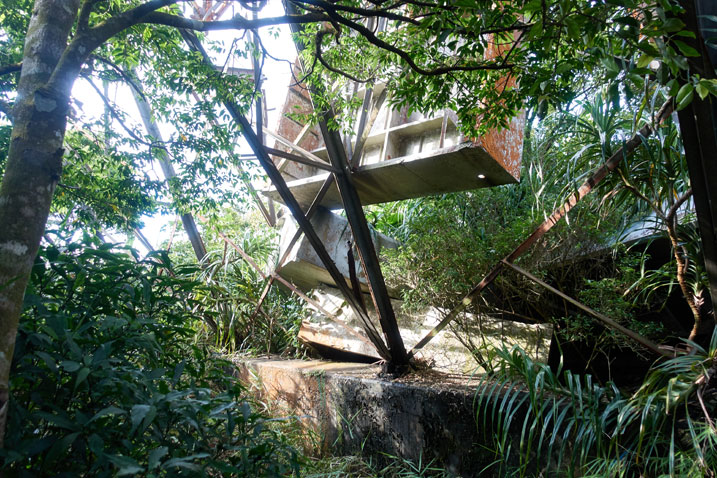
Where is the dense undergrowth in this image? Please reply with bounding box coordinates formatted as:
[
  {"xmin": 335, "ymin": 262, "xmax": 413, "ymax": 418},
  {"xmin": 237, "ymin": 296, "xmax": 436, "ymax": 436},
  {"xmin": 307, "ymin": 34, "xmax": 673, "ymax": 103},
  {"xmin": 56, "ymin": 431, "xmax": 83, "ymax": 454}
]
[
  {"xmin": 1, "ymin": 238, "xmax": 302, "ymax": 477},
  {"xmin": 0, "ymin": 236, "xmax": 456, "ymax": 477},
  {"xmin": 477, "ymin": 337, "xmax": 717, "ymax": 477},
  {"xmin": 376, "ymin": 93, "xmax": 710, "ymax": 369}
]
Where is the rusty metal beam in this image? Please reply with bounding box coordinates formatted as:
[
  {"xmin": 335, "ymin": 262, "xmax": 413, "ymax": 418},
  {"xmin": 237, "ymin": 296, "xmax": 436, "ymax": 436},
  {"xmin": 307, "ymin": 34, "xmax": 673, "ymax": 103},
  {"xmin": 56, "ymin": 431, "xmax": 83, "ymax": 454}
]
[
  {"xmin": 264, "ymin": 128, "xmax": 329, "ymax": 165},
  {"xmin": 409, "ymin": 97, "xmax": 676, "ymax": 357},
  {"xmin": 280, "ymin": 3, "xmax": 409, "ymax": 367},
  {"xmin": 249, "ymin": 63, "xmax": 387, "ymax": 353},
  {"xmin": 265, "ymin": 146, "xmax": 339, "ymax": 173},
  {"xmin": 501, "ymin": 260, "xmax": 670, "ymax": 357}
]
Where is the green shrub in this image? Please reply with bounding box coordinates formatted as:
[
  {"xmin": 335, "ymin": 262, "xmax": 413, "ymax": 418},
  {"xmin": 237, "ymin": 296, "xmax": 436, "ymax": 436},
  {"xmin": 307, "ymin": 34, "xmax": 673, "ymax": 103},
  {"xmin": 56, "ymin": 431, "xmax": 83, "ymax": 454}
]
[
  {"xmin": 1, "ymin": 237, "xmax": 301, "ymax": 477},
  {"xmin": 169, "ymin": 209, "xmax": 308, "ymax": 355},
  {"xmin": 557, "ymin": 252, "xmax": 667, "ymax": 352}
]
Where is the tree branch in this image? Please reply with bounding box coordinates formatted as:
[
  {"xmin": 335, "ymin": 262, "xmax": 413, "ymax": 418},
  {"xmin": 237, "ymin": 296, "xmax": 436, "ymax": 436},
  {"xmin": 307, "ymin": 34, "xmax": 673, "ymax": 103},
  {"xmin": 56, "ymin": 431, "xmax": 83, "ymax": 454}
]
[
  {"xmin": 140, "ymin": 11, "xmax": 330, "ymax": 31},
  {"xmin": 291, "ymin": 0, "xmax": 421, "ymax": 25},
  {"xmin": 82, "ymin": 75, "xmax": 153, "ymax": 147},
  {"xmin": 77, "ymin": 0, "xmax": 100, "ymax": 32},
  {"xmin": 0, "ymin": 62, "xmax": 21, "ymax": 77},
  {"xmin": 0, "ymin": 99, "xmax": 13, "ymax": 121},
  {"xmin": 91, "ymin": 55, "xmax": 147, "ymax": 101},
  {"xmin": 45, "ymin": 0, "xmax": 182, "ymax": 99},
  {"xmin": 320, "ymin": 7, "xmax": 515, "ymax": 76},
  {"xmin": 666, "ymin": 188, "xmax": 693, "ymax": 225},
  {"xmin": 315, "ymin": 29, "xmax": 373, "ymax": 83}
]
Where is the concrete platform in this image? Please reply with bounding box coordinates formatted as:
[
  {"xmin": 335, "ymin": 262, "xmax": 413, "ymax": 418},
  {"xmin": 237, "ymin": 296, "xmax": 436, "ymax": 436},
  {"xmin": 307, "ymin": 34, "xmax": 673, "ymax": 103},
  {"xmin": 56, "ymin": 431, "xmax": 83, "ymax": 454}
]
[
  {"xmin": 265, "ymin": 142, "xmax": 519, "ymax": 209},
  {"xmin": 235, "ymin": 358, "xmax": 504, "ymax": 477}
]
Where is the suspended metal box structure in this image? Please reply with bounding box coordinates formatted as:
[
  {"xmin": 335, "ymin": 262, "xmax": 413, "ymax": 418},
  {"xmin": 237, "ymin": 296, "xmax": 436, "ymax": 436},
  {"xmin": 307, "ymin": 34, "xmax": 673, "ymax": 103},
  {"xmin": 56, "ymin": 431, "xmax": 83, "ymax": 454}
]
[{"xmin": 264, "ymin": 83, "xmax": 524, "ymax": 210}]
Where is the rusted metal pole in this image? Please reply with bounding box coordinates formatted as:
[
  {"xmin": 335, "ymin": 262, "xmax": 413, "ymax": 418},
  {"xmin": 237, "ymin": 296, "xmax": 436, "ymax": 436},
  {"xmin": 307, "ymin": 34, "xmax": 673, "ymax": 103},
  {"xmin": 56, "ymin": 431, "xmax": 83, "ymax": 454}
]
[
  {"xmin": 282, "ymin": 2, "xmax": 408, "ymax": 368},
  {"xmin": 409, "ymin": 97, "xmax": 675, "ymax": 357},
  {"xmin": 502, "ymin": 260, "xmax": 671, "ymax": 357},
  {"xmin": 248, "ymin": 59, "xmax": 387, "ymax": 347},
  {"xmin": 264, "ymin": 146, "xmax": 340, "ymax": 173}
]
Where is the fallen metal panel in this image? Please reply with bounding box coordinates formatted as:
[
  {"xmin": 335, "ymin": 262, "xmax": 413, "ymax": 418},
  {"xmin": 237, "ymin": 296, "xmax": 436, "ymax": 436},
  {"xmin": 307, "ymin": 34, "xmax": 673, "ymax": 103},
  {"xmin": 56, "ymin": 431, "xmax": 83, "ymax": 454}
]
[{"xmin": 298, "ymin": 321, "xmax": 381, "ymax": 362}]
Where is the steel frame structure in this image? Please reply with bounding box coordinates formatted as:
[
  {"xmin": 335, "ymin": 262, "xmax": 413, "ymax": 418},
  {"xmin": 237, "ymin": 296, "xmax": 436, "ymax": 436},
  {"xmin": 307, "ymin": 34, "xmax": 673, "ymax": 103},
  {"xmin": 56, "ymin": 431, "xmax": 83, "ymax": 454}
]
[{"xmin": 185, "ymin": 1, "xmax": 686, "ymax": 369}]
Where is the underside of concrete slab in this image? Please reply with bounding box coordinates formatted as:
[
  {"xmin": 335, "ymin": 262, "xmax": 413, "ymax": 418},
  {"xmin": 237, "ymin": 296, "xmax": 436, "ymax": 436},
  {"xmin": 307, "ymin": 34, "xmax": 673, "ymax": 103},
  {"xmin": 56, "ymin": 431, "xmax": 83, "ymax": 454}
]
[
  {"xmin": 276, "ymin": 206, "xmax": 400, "ymax": 294},
  {"xmin": 264, "ymin": 141, "xmax": 519, "ymax": 209}
]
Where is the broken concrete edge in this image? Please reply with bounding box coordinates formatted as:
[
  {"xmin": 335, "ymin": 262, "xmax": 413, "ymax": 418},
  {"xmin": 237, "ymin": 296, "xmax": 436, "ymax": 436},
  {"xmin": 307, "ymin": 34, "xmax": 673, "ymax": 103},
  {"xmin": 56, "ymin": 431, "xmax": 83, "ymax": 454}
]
[
  {"xmin": 232, "ymin": 357, "xmax": 556, "ymax": 477},
  {"xmin": 299, "ymin": 285, "xmax": 553, "ymax": 375},
  {"xmin": 276, "ymin": 206, "xmax": 401, "ymax": 295}
]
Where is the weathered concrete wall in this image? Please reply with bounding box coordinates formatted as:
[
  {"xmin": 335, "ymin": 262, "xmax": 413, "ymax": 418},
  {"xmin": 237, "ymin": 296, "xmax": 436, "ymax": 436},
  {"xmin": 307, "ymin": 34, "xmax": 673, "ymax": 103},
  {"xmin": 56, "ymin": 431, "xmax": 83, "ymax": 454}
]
[{"xmin": 235, "ymin": 359, "xmax": 504, "ymax": 477}]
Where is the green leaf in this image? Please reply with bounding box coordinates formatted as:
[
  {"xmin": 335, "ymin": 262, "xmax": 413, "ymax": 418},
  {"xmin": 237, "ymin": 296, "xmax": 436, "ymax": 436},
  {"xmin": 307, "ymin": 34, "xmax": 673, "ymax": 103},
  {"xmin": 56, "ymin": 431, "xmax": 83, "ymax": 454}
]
[
  {"xmin": 60, "ymin": 360, "xmax": 81, "ymax": 373},
  {"xmin": 35, "ymin": 351, "xmax": 57, "ymax": 371},
  {"xmin": 673, "ymin": 40, "xmax": 700, "ymax": 57},
  {"xmin": 701, "ymin": 78, "xmax": 717, "ymax": 97},
  {"xmin": 36, "ymin": 411, "xmax": 80, "ymax": 431},
  {"xmin": 108, "ymin": 454, "xmax": 144, "ymax": 476},
  {"xmin": 661, "ymin": 18, "xmax": 685, "ymax": 33},
  {"xmin": 88, "ymin": 433, "xmax": 104, "ymax": 456},
  {"xmin": 75, "ymin": 366, "xmax": 91, "ymax": 387},
  {"xmin": 696, "ymin": 82, "xmax": 709, "ymax": 100},
  {"xmin": 89, "ymin": 406, "xmax": 126, "ymax": 423},
  {"xmin": 676, "ymin": 83, "xmax": 694, "ymax": 110},
  {"xmin": 45, "ymin": 432, "xmax": 80, "ymax": 462},
  {"xmin": 636, "ymin": 54, "xmax": 654, "ymax": 69},
  {"xmin": 148, "ymin": 446, "xmax": 169, "ymax": 470},
  {"xmin": 665, "ymin": 79, "xmax": 680, "ymax": 96},
  {"xmin": 163, "ymin": 454, "xmax": 209, "ymax": 471},
  {"xmin": 130, "ymin": 404, "xmax": 152, "ymax": 435}
]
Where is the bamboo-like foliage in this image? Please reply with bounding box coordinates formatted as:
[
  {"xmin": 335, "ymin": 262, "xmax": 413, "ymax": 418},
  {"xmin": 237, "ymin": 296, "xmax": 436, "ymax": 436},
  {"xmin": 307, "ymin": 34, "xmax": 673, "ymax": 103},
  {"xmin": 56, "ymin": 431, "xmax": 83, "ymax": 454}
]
[{"xmin": 476, "ymin": 331, "xmax": 717, "ymax": 477}]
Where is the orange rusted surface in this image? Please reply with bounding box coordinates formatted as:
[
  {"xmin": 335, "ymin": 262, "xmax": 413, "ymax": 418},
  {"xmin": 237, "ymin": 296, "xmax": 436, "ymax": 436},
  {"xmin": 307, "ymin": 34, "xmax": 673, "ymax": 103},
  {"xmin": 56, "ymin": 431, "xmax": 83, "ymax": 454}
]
[
  {"xmin": 473, "ymin": 112, "xmax": 525, "ymax": 181},
  {"xmin": 473, "ymin": 33, "xmax": 525, "ymax": 181},
  {"xmin": 272, "ymin": 62, "xmax": 325, "ymax": 180}
]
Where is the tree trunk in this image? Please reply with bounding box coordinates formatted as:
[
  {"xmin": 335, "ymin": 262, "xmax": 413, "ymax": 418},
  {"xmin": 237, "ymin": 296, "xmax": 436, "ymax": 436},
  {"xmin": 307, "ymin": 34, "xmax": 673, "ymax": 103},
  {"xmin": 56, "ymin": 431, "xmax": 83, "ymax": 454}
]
[
  {"xmin": 131, "ymin": 83, "xmax": 208, "ymax": 261},
  {"xmin": 0, "ymin": 0, "xmax": 81, "ymax": 448},
  {"xmin": 677, "ymin": 0, "xmax": 717, "ymax": 334}
]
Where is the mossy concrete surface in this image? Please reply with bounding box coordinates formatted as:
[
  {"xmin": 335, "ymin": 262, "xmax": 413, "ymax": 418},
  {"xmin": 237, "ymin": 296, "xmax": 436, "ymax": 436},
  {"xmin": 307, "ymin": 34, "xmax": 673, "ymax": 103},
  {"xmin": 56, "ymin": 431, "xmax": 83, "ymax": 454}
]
[{"xmin": 235, "ymin": 358, "xmax": 504, "ymax": 477}]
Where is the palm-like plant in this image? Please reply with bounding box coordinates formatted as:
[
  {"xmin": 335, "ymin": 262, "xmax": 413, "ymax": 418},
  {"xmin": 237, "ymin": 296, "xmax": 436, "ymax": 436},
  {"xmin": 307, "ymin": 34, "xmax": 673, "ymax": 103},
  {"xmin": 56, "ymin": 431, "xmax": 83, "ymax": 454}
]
[
  {"xmin": 178, "ymin": 212, "xmax": 306, "ymax": 354},
  {"xmin": 476, "ymin": 331, "xmax": 717, "ymax": 477},
  {"xmin": 555, "ymin": 90, "xmax": 709, "ymax": 342}
]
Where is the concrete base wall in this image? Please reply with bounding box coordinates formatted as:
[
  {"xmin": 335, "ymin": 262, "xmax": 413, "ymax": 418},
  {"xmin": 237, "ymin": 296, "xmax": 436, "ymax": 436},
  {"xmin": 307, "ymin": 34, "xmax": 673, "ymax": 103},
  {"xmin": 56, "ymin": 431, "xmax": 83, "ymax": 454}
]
[{"xmin": 235, "ymin": 359, "xmax": 504, "ymax": 477}]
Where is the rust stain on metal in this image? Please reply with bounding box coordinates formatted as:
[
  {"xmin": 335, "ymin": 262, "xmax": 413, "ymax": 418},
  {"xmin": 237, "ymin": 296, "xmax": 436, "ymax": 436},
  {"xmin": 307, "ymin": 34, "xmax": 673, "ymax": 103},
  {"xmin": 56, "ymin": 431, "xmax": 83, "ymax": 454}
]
[{"xmin": 473, "ymin": 112, "xmax": 525, "ymax": 181}]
